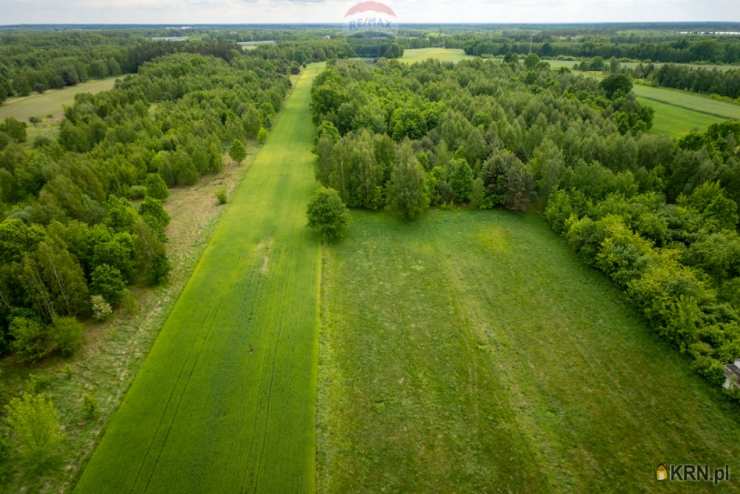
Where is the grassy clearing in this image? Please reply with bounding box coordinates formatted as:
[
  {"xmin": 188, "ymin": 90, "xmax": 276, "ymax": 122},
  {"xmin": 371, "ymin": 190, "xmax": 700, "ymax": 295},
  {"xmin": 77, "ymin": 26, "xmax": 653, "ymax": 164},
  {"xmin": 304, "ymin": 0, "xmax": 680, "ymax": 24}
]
[
  {"xmin": 401, "ymin": 48, "xmax": 471, "ymax": 64},
  {"xmin": 318, "ymin": 210, "xmax": 740, "ymax": 493},
  {"xmin": 638, "ymin": 97, "xmax": 726, "ymax": 137},
  {"xmin": 74, "ymin": 64, "xmax": 323, "ymax": 494},
  {"xmin": 0, "ymin": 144, "xmax": 260, "ymax": 494},
  {"xmin": 0, "ymin": 78, "xmax": 118, "ymax": 123},
  {"xmin": 631, "ymin": 84, "xmax": 740, "ymax": 120}
]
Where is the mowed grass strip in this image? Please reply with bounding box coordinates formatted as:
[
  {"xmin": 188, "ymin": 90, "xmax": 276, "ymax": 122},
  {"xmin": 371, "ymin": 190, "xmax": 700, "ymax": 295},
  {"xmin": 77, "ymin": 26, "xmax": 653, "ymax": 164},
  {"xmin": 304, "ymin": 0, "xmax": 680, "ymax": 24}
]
[
  {"xmin": 0, "ymin": 77, "xmax": 118, "ymax": 122},
  {"xmin": 75, "ymin": 64, "xmax": 323, "ymax": 494},
  {"xmin": 401, "ymin": 48, "xmax": 472, "ymax": 64},
  {"xmin": 318, "ymin": 210, "xmax": 740, "ymax": 493}
]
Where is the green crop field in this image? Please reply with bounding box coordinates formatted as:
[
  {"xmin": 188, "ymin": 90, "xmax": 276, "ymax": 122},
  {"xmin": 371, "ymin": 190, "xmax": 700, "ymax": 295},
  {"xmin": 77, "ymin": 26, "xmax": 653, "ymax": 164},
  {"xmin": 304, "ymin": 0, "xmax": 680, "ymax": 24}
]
[
  {"xmin": 401, "ymin": 48, "xmax": 471, "ymax": 64},
  {"xmin": 638, "ymin": 96, "xmax": 726, "ymax": 137},
  {"xmin": 74, "ymin": 64, "xmax": 323, "ymax": 493},
  {"xmin": 0, "ymin": 77, "xmax": 118, "ymax": 122},
  {"xmin": 318, "ymin": 210, "xmax": 740, "ymax": 493}
]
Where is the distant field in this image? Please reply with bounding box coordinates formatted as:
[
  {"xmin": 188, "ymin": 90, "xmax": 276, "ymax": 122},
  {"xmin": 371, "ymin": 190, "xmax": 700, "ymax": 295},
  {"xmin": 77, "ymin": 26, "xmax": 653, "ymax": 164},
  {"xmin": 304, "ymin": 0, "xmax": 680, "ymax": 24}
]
[
  {"xmin": 0, "ymin": 77, "xmax": 118, "ymax": 122},
  {"xmin": 638, "ymin": 97, "xmax": 726, "ymax": 137},
  {"xmin": 318, "ymin": 210, "xmax": 740, "ymax": 493},
  {"xmin": 538, "ymin": 60, "xmax": 739, "ymax": 137},
  {"xmin": 238, "ymin": 40, "xmax": 276, "ymax": 50},
  {"xmin": 401, "ymin": 48, "xmax": 471, "ymax": 64},
  {"xmin": 632, "ymin": 84, "xmax": 740, "ymax": 120},
  {"xmin": 75, "ymin": 65, "xmax": 323, "ymax": 493}
]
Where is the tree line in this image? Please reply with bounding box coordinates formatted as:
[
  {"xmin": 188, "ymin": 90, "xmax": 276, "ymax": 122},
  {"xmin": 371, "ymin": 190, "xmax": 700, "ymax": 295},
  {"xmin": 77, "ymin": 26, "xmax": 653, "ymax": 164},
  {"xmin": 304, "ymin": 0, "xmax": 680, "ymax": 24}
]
[
  {"xmin": 461, "ymin": 34, "xmax": 740, "ymax": 64},
  {"xmin": 0, "ymin": 51, "xmax": 293, "ymax": 363},
  {"xmin": 311, "ymin": 57, "xmax": 740, "ymax": 399}
]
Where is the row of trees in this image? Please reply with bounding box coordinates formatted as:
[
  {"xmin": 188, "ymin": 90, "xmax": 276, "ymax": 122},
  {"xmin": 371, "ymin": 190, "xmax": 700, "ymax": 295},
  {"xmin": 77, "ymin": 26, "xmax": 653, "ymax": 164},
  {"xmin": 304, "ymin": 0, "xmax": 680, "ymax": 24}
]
[
  {"xmin": 574, "ymin": 57, "xmax": 740, "ymax": 100},
  {"xmin": 0, "ymin": 52, "xmax": 293, "ymax": 362},
  {"xmin": 461, "ymin": 34, "xmax": 740, "ymax": 64},
  {"xmin": 641, "ymin": 63, "xmax": 740, "ymax": 100},
  {"xmin": 311, "ymin": 58, "xmax": 740, "ymax": 398}
]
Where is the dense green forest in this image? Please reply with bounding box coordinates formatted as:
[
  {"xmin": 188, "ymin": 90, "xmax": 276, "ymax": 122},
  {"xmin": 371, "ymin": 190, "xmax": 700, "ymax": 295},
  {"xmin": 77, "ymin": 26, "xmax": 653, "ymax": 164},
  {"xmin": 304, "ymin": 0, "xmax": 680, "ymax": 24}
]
[
  {"xmin": 310, "ymin": 58, "xmax": 740, "ymax": 397},
  {"xmin": 0, "ymin": 31, "xmax": 402, "ymax": 106},
  {"xmin": 0, "ymin": 31, "xmax": 250, "ymax": 103},
  {"xmin": 0, "ymin": 51, "xmax": 295, "ymax": 361}
]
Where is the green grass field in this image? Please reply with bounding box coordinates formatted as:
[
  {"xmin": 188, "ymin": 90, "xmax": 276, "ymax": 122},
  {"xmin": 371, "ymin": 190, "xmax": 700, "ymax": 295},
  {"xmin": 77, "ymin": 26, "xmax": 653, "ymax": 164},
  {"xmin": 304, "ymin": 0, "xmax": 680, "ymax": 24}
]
[
  {"xmin": 318, "ymin": 210, "xmax": 740, "ymax": 493},
  {"xmin": 0, "ymin": 77, "xmax": 118, "ymax": 122},
  {"xmin": 632, "ymin": 84, "xmax": 740, "ymax": 120},
  {"xmin": 401, "ymin": 48, "xmax": 471, "ymax": 64},
  {"xmin": 638, "ymin": 97, "xmax": 726, "ymax": 137},
  {"xmin": 74, "ymin": 64, "xmax": 323, "ymax": 493}
]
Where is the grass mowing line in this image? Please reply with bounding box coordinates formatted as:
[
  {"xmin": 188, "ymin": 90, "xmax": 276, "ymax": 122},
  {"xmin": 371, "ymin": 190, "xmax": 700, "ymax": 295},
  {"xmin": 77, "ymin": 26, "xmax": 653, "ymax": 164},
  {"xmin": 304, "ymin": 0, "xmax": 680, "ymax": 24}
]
[
  {"xmin": 74, "ymin": 64, "xmax": 324, "ymax": 494},
  {"xmin": 318, "ymin": 210, "xmax": 740, "ymax": 493}
]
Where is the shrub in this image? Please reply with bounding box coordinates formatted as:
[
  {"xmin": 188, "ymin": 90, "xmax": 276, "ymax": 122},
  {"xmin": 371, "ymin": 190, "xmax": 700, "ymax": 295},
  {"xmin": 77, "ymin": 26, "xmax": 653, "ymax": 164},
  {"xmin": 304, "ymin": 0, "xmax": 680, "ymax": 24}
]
[
  {"xmin": 82, "ymin": 393, "xmax": 98, "ymax": 420},
  {"xmin": 257, "ymin": 127, "xmax": 268, "ymax": 144},
  {"xmin": 5, "ymin": 393, "xmax": 63, "ymax": 473},
  {"xmin": 10, "ymin": 317, "xmax": 51, "ymax": 363},
  {"xmin": 90, "ymin": 264, "xmax": 126, "ymax": 306},
  {"xmin": 145, "ymin": 173, "xmax": 169, "ymax": 200},
  {"xmin": 139, "ymin": 197, "xmax": 170, "ymax": 233},
  {"xmin": 691, "ymin": 356, "xmax": 727, "ymax": 386},
  {"xmin": 216, "ymin": 188, "xmax": 227, "ymax": 205},
  {"xmin": 50, "ymin": 317, "xmax": 83, "ymax": 358},
  {"xmin": 128, "ymin": 185, "xmax": 147, "ymax": 200},
  {"xmin": 91, "ymin": 295, "xmax": 113, "ymax": 321},
  {"xmin": 307, "ymin": 187, "xmax": 349, "ymax": 243},
  {"xmin": 229, "ymin": 140, "xmax": 246, "ymax": 163}
]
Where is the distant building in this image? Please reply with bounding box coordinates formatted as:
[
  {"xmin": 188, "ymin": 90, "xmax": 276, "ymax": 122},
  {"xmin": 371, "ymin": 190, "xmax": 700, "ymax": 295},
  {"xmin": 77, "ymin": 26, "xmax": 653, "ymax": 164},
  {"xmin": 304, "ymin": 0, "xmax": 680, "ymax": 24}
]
[{"xmin": 723, "ymin": 359, "xmax": 740, "ymax": 389}]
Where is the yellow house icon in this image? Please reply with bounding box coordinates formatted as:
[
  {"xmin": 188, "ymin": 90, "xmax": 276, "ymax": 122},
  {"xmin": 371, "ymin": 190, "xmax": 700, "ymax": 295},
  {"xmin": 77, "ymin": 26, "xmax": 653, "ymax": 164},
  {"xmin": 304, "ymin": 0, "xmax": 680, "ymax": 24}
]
[{"xmin": 656, "ymin": 464, "xmax": 668, "ymax": 481}]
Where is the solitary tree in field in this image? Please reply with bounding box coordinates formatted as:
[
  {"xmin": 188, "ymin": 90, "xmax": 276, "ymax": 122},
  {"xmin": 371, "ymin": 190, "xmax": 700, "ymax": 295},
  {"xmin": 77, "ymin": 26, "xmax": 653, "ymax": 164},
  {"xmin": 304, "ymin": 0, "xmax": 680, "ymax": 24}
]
[
  {"xmin": 307, "ymin": 187, "xmax": 349, "ymax": 243},
  {"xmin": 229, "ymin": 140, "xmax": 246, "ymax": 164},
  {"xmin": 388, "ymin": 143, "xmax": 429, "ymax": 221}
]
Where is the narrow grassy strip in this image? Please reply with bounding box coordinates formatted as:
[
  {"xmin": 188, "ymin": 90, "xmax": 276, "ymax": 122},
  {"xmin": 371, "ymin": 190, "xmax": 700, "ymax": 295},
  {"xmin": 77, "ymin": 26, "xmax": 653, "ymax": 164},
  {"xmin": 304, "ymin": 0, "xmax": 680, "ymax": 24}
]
[
  {"xmin": 75, "ymin": 64, "xmax": 323, "ymax": 494},
  {"xmin": 318, "ymin": 210, "xmax": 740, "ymax": 493}
]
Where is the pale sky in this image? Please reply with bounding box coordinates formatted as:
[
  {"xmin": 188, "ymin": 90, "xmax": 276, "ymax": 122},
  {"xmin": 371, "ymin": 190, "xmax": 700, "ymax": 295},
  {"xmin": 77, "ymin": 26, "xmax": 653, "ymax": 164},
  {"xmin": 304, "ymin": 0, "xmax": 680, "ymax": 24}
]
[{"xmin": 1, "ymin": 0, "xmax": 739, "ymax": 25}]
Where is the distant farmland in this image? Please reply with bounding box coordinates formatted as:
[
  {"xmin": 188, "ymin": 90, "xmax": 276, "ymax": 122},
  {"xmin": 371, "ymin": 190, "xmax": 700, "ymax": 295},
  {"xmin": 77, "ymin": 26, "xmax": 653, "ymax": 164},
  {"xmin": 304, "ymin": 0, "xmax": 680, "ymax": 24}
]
[
  {"xmin": 401, "ymin": 48, "xmax": 471, "ymax": 64},
  {"xmin": 0, "ymin": 77, "xmax": 118, "ymax": 122}
]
